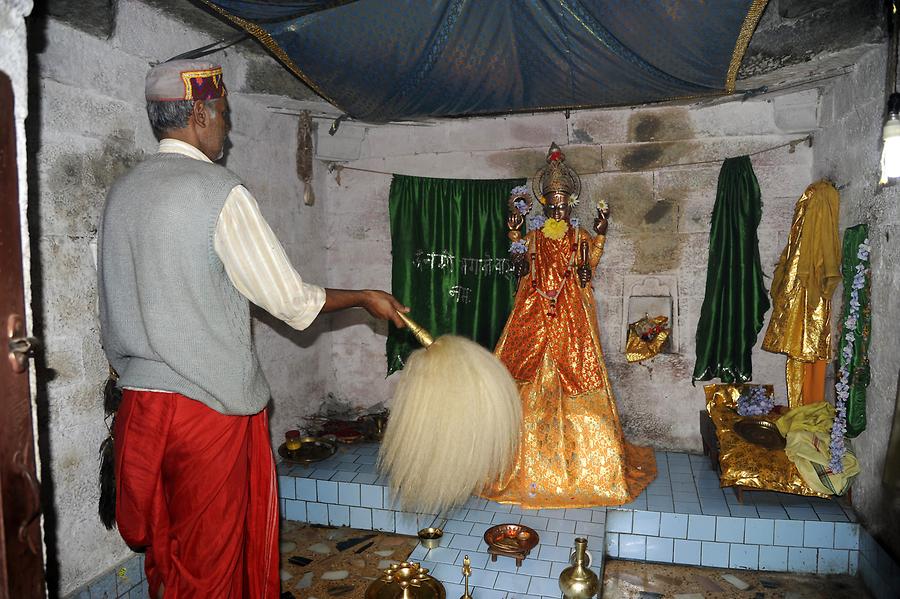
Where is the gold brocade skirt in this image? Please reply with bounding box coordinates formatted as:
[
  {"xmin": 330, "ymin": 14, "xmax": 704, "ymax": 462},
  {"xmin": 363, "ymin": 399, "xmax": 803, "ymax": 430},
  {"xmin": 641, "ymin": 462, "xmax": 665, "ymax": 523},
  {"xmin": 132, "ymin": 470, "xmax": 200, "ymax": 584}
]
[{"xmin": 483, "ymin": 353, "xmax": 656, "ymax": 508}]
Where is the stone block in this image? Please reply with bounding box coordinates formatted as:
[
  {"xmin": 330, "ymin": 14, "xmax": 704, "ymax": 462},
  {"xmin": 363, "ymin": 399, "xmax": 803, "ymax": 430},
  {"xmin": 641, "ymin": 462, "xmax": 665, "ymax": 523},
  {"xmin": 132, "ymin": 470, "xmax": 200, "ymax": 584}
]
[
  {"xmin": 602, "ymin": 135, "xmax": 812, "ymax": 172},
  {"xmin": 35, "ymin": 133, "xmax": 143, "ymax": 238},
  {"xmin": 365, "ymin": 112, "xmax": 566, "ymax": 157},
  {"xmin": 37, "ymin": 235, "xmax": 100, "ymax": 340},
  {"xmin": 759, "ymin": 196, "xmax": 801, "ymax": 233},
  {"xmin": 40, "ymin": 80, "xmax": 144, "ymax": 145},
  {"xmin": 40, "ymin": 19, "xmax": 151, "ymax": 106},
  {"xmin": 314, "ymin": 121, "xmax": 366, "ymax": 161},
  {"xmin": 690, "ymin": 98, "xmax": 781, "ymax": 138},
  {"xmin": 567, "ymin": 108, "xmax": 631, "ymax": 144},
  {"xmin": 42, "ymin": 334, "xmax": 86, "ymax": 389},
  {"xmin": 772, "ymin": 89, "xmax": 820, "ymax": 133}
]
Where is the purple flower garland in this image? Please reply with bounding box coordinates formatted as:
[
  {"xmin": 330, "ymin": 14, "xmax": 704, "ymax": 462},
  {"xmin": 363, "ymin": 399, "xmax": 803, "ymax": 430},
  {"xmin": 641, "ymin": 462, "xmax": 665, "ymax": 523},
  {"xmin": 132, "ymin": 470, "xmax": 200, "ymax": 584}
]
[
  {"xmin": 737, "ymin": 385, "xmax": 774, "ymax": 416},
  {"xmin": 828, "ymin": 238, "xmax": 870, "ymax": 473}
]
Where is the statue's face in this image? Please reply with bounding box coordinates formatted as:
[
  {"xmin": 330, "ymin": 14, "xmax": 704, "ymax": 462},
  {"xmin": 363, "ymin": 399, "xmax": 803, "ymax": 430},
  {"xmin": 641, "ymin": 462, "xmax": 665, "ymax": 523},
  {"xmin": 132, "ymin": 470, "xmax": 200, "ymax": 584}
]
[{"xmin": 543, "ymin": 194, "xmax": 572, "ymax": 221}]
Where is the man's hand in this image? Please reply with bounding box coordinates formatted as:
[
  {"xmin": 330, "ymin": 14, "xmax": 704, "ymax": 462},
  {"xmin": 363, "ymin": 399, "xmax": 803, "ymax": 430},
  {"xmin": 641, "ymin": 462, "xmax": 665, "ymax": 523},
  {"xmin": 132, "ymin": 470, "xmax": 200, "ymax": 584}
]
[
  {"xmin": 362, "ymin": 290, "xmax": 410, "ymax": 328},
  {"xmin": 321, "ymin": 288, "xmax": 409, "ymax": 327}
]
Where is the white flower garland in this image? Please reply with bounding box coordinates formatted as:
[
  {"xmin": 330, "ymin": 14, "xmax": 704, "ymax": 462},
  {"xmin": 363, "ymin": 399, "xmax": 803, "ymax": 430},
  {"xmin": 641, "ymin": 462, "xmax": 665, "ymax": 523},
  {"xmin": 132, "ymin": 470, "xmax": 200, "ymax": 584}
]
[{"xmin": 829, "ymin": 238, "xmax": 870, "ymax": 473}]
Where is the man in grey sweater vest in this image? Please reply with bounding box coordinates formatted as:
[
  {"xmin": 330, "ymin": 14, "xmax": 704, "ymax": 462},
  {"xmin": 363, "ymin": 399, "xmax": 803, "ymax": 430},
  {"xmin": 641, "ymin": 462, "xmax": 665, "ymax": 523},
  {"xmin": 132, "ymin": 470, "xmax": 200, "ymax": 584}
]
[{"xmin": 97, "ymin": 59, "xmax": 408, "ymax": 599}]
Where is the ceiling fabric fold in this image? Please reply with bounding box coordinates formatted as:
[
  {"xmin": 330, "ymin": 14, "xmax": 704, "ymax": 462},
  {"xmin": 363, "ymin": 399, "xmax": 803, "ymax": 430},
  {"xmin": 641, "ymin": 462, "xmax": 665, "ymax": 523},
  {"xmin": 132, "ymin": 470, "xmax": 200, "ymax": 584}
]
[{"xmin": 201, "ymin": 0, "xmax": 769, "ymax": 123}]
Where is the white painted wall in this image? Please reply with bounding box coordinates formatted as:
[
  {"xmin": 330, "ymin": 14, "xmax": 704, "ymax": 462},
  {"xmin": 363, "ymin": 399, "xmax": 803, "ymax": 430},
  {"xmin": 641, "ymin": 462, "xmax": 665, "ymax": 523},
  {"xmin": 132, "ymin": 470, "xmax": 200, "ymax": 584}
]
[
  {"xmin": 30, "ymin": 1, "xmax": 332, "ymax": 593},
  {"xmin": 319, "ymin": 93, "xmax": 816, "ymax": 451}
]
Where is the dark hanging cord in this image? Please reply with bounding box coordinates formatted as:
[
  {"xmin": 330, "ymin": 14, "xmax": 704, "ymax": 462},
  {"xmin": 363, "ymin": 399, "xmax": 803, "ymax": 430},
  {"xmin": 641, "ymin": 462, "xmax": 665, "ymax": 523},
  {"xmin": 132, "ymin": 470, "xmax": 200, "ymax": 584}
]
[
  {"xmin": 164, "ymin": 32, "xmax": 249, "ymax": 63},
  {"xmin": 886, "ymin": 0, "xmax": 899, "ymax": 103}
]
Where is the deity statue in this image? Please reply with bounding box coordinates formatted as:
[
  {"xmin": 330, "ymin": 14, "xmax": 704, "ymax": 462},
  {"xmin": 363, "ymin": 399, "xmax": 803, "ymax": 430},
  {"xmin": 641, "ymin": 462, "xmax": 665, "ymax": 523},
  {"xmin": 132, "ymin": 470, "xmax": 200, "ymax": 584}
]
[{"xmin": 485, "ymin": 144, "xmax": 657, "ymax": 508}]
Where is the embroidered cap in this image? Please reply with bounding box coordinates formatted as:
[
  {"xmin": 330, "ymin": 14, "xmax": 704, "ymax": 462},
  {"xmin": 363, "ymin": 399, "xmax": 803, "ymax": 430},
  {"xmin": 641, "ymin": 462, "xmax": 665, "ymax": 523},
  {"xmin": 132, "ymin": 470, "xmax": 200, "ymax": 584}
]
[{"xmin": 145, "ymin": 59, "xmax": 227, "ymax": 102}]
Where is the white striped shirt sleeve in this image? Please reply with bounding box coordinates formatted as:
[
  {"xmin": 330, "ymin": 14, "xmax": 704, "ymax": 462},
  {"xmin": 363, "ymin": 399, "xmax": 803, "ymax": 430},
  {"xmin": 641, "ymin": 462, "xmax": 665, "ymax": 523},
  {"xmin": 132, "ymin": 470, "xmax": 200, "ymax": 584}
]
[{"xmin": 214, "ymin": 185, "xmax": 326, "ymax": 331}]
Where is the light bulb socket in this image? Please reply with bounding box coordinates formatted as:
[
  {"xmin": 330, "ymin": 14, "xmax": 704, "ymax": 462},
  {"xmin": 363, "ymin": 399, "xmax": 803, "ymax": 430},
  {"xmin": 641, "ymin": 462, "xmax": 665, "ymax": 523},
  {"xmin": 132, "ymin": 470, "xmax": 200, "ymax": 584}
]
[
  {"xmin": 888, "ymin": 92, "xmax": 900, "ymax": 116},
  {"xmin": 884, "ymin": 117, "xmax": 900, "ymax": 140}
]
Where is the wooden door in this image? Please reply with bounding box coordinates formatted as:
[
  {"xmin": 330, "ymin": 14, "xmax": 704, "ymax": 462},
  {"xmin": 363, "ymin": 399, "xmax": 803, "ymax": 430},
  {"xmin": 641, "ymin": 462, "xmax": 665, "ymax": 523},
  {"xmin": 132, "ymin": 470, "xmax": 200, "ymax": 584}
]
[{"xmin": 0, "ymin": 71, "xmax": 45, "ymax": 598}]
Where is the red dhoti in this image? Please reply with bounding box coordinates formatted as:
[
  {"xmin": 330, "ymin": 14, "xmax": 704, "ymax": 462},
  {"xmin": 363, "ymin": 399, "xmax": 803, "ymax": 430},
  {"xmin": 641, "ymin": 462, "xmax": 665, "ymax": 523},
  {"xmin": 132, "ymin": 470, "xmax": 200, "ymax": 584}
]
[{"xmin": 114, "ymin": 390, "xmax": 279, "ymax": 598}]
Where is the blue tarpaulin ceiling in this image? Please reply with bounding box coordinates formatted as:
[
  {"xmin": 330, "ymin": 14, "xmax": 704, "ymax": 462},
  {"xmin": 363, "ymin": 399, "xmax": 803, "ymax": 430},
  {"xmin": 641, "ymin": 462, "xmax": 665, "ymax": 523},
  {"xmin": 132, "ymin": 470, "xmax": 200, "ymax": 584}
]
[{"xmin": 202, "ymin": 0, "xmax": 768, "ymax": 123}]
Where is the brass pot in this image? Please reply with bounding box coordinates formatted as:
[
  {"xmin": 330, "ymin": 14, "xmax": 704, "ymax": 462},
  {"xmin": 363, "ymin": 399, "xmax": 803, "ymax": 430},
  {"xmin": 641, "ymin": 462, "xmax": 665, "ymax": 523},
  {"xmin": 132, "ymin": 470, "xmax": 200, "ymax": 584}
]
[{"xmin": 558, "ymin": 538, "xmax": 599, "ymax": 599}]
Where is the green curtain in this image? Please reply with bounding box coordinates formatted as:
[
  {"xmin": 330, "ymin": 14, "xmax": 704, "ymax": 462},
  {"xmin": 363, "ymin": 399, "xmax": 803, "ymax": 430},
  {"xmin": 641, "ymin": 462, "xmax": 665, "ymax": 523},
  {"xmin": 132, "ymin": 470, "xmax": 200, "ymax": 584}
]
[
  {"xmin": 840, "ymin": 224, "xmax": 871, "ymax": 437},
  {"xmin": 693, "ymin": 156, "xmax": 770, "ymax": 383},
  {"xmin": 386, "ymin": 174, "xmax": 524, "ymax": 375}
]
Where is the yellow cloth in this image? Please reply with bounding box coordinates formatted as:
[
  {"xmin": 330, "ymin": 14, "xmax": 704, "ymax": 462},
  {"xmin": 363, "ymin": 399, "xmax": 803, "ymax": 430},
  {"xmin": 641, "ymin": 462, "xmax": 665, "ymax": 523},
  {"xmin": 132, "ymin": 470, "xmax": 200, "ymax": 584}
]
[
  {"xmin": 783, "ymin": 431, "xmax": 859, "ymax": 496},
  {"xmin": 705, "ymin": 385, "xmax": 827, "ymax": 498},
  {"xmin": 484, "ymin": 229, "xmax": 656, "ymax": 508},
  {"xmin": 762, "ymin": 181, "xmax": 841, "ymax": 407},
  {"xmin": 775, "ymin": 402, "xmax": 836, "ymax": 436}
]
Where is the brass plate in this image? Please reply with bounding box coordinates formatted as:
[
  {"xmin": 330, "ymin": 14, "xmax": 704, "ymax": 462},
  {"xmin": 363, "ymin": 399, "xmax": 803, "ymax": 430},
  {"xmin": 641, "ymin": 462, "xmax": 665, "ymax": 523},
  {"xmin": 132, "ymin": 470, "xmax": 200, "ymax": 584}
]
[
  {"xmin": 365, "ymin": 563, "xmax": 446, "ymax": 599},
  {"xmin": 734, "ymin": 418, "xmax": 786, "ymax": 450},
  {"xmin": 483, "ymin": 524, "xmax": 540, "ymax": 555},
  {"xmin": 277, "ymin": 436, "xmax": 337, "ymax": 464}
]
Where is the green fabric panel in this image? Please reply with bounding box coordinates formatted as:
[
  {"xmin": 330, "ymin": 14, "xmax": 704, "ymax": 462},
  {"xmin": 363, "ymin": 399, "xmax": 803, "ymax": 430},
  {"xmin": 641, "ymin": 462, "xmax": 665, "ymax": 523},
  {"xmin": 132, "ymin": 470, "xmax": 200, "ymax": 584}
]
[
  {"xmin": 692, "ymin": 156, "xmax": 770, "ymax": 383},
  {"xmin": 386, "ymin": 174, "xmax": 523, "ymax": 375},
  {"xmin": 840, "ymin": 224, "xmax": 871, "ymax": 438}
]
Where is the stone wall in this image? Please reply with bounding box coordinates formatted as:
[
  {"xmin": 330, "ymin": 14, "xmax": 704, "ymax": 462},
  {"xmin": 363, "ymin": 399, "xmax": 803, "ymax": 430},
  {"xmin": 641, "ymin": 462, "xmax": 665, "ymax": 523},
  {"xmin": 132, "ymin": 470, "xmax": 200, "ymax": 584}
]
[
  {"xmin": 28, "ymin": 1, "xmax": 331, "ymax": 593},
  {"xmin": 812, "ymin": 43, "xmax": 900, "ymax": 557},
  {"xmin": 319, "ymin": 92, "xmax": 816, "ymax": 451}
]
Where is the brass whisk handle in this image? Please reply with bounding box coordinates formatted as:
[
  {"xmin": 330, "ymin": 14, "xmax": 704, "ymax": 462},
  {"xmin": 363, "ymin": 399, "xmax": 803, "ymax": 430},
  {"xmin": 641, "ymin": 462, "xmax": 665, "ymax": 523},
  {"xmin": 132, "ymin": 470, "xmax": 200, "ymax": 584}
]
[{"xmin": 396, "ymin": 311, "xmax": 434, "ymax": 348}]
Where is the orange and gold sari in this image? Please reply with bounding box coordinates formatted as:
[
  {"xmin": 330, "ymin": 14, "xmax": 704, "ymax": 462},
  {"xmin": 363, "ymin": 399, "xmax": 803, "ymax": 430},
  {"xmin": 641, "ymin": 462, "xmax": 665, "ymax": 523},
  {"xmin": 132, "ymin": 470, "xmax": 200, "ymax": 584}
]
[{"xmin": 484, "ymin": 227, "xmax": 656, "ymax": 508}]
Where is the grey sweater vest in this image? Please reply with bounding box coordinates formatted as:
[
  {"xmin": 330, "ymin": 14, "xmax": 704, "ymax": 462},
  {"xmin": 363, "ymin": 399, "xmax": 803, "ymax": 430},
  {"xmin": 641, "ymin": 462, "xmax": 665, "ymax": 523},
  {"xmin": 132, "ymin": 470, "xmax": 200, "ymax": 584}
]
[{"xmin": 98, "ymin": 153, "xmax": 271, "ymax": 415}]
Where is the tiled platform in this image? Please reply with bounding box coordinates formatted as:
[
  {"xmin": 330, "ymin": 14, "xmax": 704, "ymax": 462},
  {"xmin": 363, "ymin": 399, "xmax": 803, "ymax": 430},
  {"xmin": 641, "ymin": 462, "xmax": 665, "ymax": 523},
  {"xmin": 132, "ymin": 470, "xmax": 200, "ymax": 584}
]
[{"xmin": 277, "ymin": 444, "xmax": 871, "ymax": 598}]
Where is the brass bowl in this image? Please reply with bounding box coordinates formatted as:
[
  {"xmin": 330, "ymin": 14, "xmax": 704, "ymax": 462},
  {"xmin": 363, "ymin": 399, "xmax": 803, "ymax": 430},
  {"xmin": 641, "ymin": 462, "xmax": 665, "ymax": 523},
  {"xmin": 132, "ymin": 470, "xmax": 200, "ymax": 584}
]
[
  {"xmin": 734, "ymin": 417, "xmax": 785, "ymax": 450},
  {"xmin": 417, "ymin": 527, "xmax": 443, "ymax": 549}
]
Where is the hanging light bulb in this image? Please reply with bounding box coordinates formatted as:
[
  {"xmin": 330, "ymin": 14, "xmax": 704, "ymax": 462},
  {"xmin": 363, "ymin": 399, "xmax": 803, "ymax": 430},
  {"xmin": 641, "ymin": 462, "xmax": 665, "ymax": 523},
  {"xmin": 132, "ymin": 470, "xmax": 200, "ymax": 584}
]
[{"xmin": 881, "ymin": 93, "xmax": 900, "ymax": 183}]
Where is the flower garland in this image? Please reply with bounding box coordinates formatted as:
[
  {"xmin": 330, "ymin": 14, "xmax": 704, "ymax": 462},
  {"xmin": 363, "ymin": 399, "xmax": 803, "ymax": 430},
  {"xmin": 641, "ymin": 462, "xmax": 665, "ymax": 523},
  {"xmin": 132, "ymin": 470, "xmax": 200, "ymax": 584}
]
[
  {"xmin": 829, "ymin": 238, "xmax": 870, "ymax": 473},
  {"xmin": 509, "ymin": 240, "xmax": 528, "ymax": 255},
  {"xmin": 542, "ymin": 218, "xmax": 569, "ymax": 240},
  {"xmin": 737, "ymin": 385, "xmax": 774, "ymax": 417},
  {"xmin": 527, "ymin": 213, "xmax": 547, "ymax": 232}
]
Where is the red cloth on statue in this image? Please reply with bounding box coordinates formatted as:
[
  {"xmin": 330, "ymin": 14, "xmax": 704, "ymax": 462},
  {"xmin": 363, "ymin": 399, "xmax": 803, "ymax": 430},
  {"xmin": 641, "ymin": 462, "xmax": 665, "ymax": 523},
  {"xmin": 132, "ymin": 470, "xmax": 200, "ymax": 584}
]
[{"xmin": 114, "ymin": 390, "xmax": 279, "ymax": 598}]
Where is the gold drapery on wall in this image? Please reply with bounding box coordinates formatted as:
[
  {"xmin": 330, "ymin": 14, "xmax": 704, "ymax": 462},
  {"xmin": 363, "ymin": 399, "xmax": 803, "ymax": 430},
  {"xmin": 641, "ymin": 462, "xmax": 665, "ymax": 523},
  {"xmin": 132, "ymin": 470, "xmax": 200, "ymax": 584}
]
[{"xmin": 762, "ymin": 181, "xmax": 841, "ymax": 407}]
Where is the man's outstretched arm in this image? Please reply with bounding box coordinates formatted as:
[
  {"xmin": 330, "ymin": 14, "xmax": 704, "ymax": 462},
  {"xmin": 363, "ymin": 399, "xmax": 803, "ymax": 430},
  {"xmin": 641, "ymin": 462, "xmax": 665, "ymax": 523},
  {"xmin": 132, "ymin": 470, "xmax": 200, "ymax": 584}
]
[{"xmin": 322, "ymin": 289, "xmax": 409, "ymax": 328}]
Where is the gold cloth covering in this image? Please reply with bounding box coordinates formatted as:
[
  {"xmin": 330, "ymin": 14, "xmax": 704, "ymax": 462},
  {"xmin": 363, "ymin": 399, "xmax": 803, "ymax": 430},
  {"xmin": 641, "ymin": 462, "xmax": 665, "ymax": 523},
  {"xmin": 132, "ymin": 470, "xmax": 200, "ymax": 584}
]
[
  {"xmin": 762, "ymin": 181, "xmax": 841, "ymax": 407},
  {"xmin": 626, "ymin": 315, "xmax": 670, "ymax": 363},
  {"xmin": 484, "ymin": 228, "xmax": 656, "ymax": 508},
  {"xmin": 775, "ymin": 403, "xmax": 859, "ymax": 496},
  {"xmin": 705, "ymin": 385, "xmax": 828, "ymax": 498}
]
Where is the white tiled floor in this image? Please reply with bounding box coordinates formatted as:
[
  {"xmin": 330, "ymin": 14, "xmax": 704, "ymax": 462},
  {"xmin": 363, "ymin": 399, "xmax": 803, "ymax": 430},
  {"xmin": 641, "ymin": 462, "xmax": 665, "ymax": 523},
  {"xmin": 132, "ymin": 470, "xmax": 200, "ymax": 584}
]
[{"xmin": 278, "ymin": 443, "xmax": 874, "ymax": 597}]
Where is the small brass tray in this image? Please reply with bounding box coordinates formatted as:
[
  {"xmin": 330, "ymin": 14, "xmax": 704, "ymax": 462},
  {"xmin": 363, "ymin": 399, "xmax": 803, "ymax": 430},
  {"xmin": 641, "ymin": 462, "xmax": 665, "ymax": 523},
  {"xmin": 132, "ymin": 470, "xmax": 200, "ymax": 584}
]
[
  {"xmin": 365, "ymin": 562, "xmax": 446, "ymax": 599},
  {"xmin": 484, "ymin": 524, "xmax": 539, "ymax": 567},
  {"xmin": 734, "ymin": 417, "xmax": 785, "ymax": 450},
  {"xmin": 277, "ymin": 436, "xmax": 337, "ymax": 464}
]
